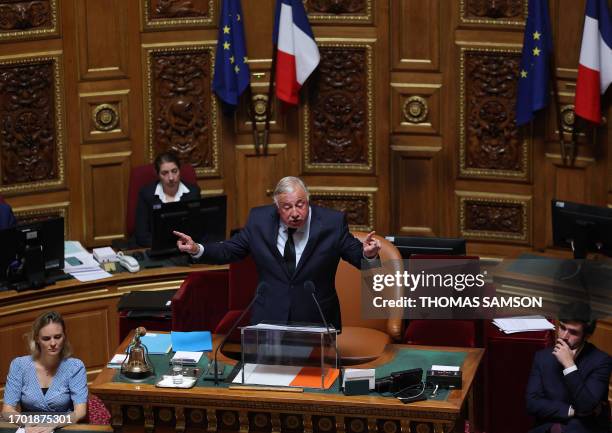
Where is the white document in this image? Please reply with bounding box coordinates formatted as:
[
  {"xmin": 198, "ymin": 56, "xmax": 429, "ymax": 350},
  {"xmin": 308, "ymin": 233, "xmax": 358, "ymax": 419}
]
[
  {"xmin": 107, "ymin": 354, "xmax": 128, "ymax": 368},
  {"xmin": 65, "ymin": 240, "xmax": 88, "ymax": 255},
  {"xmin": 71, "ymin": 269, "xmax": 112, "ymax": 282},
  {"xmin": 343, "ymin": 368, "xmax": 375, "ymax": 389},
  {"xmin": 171, "ymin": 351, "xmax": 204, "ymax": 364},
  {"xmin": 431, "ymin": 365, "xmax": 460, "ymax": 372},
  {"xmin": 232, "ymin": 363, "xmax": 302, "ymax": 386},
  {"xmin": 245, "ymin": 323, "xmax": 333, "ymax": 333},
  {"xmin": 492, "ymin": 316, "xmax": 555, "ymax": 334}
]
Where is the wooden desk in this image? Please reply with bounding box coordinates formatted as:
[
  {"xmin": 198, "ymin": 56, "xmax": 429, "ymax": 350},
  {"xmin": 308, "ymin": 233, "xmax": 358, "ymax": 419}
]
[
  {"xmin": 0, "ymin": 422, "xmax": 112, "ymax": 433},
  {"xmin": 0, "ymin": 263, "xmax": 226, "ymax": 387},
  {"xmin": 91, "ymin": 335, "xmax": 484, "ymax": 433}
]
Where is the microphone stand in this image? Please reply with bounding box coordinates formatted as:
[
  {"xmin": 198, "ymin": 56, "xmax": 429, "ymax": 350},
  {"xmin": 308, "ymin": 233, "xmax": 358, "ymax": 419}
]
[
  {"xmin": 213, "ymin": 282, "xmax": 266, "ymax": 385},
  {"xmin": 305, "ymin": 281, "xmax": 343, "ymax": 391}
]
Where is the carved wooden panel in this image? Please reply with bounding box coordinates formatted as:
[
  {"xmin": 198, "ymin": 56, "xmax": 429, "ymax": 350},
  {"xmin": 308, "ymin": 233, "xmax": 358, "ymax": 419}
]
[
  {"xmin": 459, "ymin": 47, "xmax": 530, "ymax": 180},
  {"xmin": 79, "ymin": 90, "xmax": 129, "ymax": 143},
  {"xmin": 390, "ymin": 83, "xmax": 441, "ymax": 135},
  {"xmin": 391, "ymin": 147, "xmax": 441, "ymax": 237},
  {"xmin": 391, "ymin": 0, "xmax": 439, "ymax": 70},
  {"xmin": 143, "ymin": 44, "xmax": 219, "ymax": 177},
  {"xmin": 457, "ymin": 191, "xmax": 532, "ymax": 244},
  {"xmin": 305, "ymin": 0, "xmax": 372, "ymax": 23},
  {"xmin": 13, "ymin": 202, "xmax": 69, "ymax": 236},
  {"xmin": 75, "ymin": 0, "xmax": 128, "ymax": 80},
  {"xmin": 309, "ymin": 189, "xmax": 375, "ymax": 232},
  {"xmin": 143, "ymin": 0, "xmax": 214, "ymax": 29},
  {"xmin": 460, "ymin": 0, "xmax": 526, "ymax": 25},
  {"xmin": 0, "ymin": 53, "xmax": 65, "ymax": 194},
  {"xmin": 304, "ymin": 42, "xmax": 374, "ymax": 173},
  {"xmin": 81, "ymin": 152, "xmax": 131, "ymax": 246},
  {"xmin": 0, "ymin": 0, "xmax": 58, "ymax": 40},
  {"xmin": 234, "ymin": 144, "xmax": 287, "ymax": 227}
]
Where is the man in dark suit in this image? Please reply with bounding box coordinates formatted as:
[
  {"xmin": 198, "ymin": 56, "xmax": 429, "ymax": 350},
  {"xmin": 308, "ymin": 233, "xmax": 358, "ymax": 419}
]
[
  {"xmin": 174, "ymin": 176, "xmax": 380, "ymax": 330},
  {"xmin": 0, "ymin": 203, "xmax": 16, "ymax": 230},
  {"xmin": 134, "ymin": 151, "xmax": 200, "ymax": 247},
  {"xmin": 526, "ymin": 302, "xmax": 612, "ymax": 433}
]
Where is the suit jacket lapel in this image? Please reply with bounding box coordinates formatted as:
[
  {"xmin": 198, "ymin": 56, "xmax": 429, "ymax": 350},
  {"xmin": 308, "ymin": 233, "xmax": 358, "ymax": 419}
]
[
  {"xmin": 294, "ymin": 206, "xmax": 321, "ymax": 278},
  {"xmin": 267, "ymin": 208, "xmax": 288, "ymax": 275}
]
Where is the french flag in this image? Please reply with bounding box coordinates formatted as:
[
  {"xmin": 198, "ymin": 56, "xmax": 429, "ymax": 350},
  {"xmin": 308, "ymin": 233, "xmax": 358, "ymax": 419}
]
[
  {"xmin": 574, "ymin": 0, "xmax": 612, "ymax": 124},
  {"xmin": 273, "ymin": 0, "xmax": 320, "ymax": 105}
]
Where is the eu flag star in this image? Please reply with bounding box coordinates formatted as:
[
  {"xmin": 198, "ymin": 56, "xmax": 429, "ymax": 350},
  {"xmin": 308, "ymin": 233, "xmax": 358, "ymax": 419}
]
[
  {"xmin": 533, "ymin": 31, "xmax": 541, "ymax": 40},
  {"xmin": 223, "ymin": 25, "xmax": 230, "ymax": 34},
  {"xmin": 229, "ymin": 55, "xmax": 235, "ymax": 64},
  {"xmin": 234, "ymin": 65, "xmax": 240, "ymax": 73},
  {"xmin": 236, "ymin": 14, "xmax": 241, "ymax": 21},
  {"xmin": 223, "ymin": 41, "xmax": 231, "ymax": 50},
  {"xmin": 532, "ymin": 47, "xmax": 541, "ymax": 56},
  {"xmin": 521, "ymin": 70, "xmax": 528, "ymax": 78},
  {"xmin": 243, "ymin": 56, "xmax": 248, "ymax": 63}
]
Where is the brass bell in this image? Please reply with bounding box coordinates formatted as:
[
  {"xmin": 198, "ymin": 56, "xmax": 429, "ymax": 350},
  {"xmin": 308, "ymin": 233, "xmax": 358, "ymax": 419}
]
[{"xmin": 121, "ymin": 327, "xmax": 155, "ymax": 380}]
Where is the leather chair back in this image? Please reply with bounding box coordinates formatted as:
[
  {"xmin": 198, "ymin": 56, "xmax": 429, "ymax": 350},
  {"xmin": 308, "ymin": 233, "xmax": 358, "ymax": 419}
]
[{"xmin": 125, "ymin": 162, "xmax": 197, "ymax": 237}]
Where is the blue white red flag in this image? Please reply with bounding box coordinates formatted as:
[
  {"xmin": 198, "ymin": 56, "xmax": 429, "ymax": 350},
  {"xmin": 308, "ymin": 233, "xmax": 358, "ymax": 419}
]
[
  {"xmin": 574, "ymin": 0, "xmax": 612, "ymax": 124},
  {"xmin": 273, "ymin": 0, "xmax": 320, "ymax": 105}
]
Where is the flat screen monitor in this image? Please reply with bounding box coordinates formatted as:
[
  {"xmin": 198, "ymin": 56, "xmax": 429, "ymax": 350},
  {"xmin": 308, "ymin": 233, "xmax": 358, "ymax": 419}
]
[
  {"xmin": 386, "ymin": 236, "xmax": 466, "ymax": 259},
  {"xmin": 0, "ymin": 217, "xmax": 64, "ymax": 290},
  {"xmin": 552, "ymin": 199, "xmax": 612, "ymax": 259},
  {"xmin": 150, "ymin": 196, "xmax": 227, "ymax": 256}
]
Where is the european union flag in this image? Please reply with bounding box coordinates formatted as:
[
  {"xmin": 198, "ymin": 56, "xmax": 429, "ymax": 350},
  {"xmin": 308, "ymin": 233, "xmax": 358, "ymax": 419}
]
[
  {"xmin": 212, "ymin": 0, "xmax": 250, "ymax": 108},
  {"xmin": 515, "ymin": 0, "xmax": 553, "ymax": 126}
]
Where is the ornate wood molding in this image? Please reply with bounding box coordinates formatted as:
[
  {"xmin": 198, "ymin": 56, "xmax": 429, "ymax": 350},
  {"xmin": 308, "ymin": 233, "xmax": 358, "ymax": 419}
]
[
  {"xmin": 305, "ymin": 0, "xmax": 372, "ymax": 23},
  {"xmin": 457, "ymin": 191, "xmax": 532, "ymax": 244},
  {"xmin": 460, "ymin": 0, "xmax": 526, "ymax": 26},
  {"xmin": 459, "ymin": 46, "xmax": 530, "ymax": 181},
  {"xmin": 13, "ymin": 201, "xmax": 69, "ymax": 236},
  {"xmin": 0, "ymin": 52, "xmax": 66, "ymax": 194},
  {"xmin": 304, "ymin": 40, "xmax": 375, "ymax": 173},
  {"xmin": 0, "ymin": 0, "xmax": 59, "ymax": 40},
  {"xmin": 143, "ymin": 42, "xmax": 219, "ymax": 177},
  {"xmin": 309, "ymin": 187, "xmax": 376, "ymax": 232},
  {"xmin": 142, "ymin": 0, "xmax": 214, "ymax": 30}
]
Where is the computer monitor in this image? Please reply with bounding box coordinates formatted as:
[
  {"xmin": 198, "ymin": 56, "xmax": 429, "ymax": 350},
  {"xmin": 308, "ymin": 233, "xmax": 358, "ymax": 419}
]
[
  {"xmin": 386, "ymin": 236, "xmax": 466, "ymax": 259},
  {"xmin": 0, "ymin": 217, "xmax": 64, "ymax": 290},
  {"xmin": 552, "ymin": 199, "xmax": 612, "ymax": 259},
  {"xmin": 149, "ymin": 196, "xmax": 227, "ymax": 256}
]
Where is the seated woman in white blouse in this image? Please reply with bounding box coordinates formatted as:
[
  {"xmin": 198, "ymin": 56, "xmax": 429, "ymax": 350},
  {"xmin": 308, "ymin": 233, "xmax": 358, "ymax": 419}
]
[{"xmin": 2, "ymin": 311, "xmax": 88, "ymax": 433}]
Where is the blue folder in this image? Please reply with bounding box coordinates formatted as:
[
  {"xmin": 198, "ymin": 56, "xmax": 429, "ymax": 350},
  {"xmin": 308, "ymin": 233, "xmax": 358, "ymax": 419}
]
[{"xmin": 171, "ymin": 331, "xmax": 212, "ymax": 352}]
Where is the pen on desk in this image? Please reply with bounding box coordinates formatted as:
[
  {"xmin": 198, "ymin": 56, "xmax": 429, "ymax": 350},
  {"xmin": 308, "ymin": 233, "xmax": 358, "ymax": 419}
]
[{"xmin": 171, "ymin": 358, "xmax": 198, "ymax": 364}]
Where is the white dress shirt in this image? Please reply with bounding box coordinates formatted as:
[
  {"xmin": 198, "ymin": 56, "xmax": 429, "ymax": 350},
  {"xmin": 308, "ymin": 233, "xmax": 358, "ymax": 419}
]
[{"xmin": 154, "ymin": 182, "xmax": 191, "ymax": 203}]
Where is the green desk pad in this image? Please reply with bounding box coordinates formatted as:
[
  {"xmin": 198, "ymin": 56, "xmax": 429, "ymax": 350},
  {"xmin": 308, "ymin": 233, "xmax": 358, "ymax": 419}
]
[{"xmin": 112, "ymin": 348, "xmax": 467, "ymax": 401}]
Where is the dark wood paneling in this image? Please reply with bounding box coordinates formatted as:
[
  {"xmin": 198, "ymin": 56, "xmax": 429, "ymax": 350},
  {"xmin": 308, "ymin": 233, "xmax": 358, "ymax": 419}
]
[{"xmin": 391, "ymin": 0, "xmax": 439, "ymax": 71}]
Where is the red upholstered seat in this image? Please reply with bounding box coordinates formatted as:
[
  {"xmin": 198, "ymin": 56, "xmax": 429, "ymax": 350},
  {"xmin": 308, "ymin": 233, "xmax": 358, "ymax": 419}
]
[
  {"xmin": 84, "ymin": 394, "xmax": 111, "ymax": 425},
  {"xmin": 126, "ymin": 162, "xmax": 197, "ymax": 237},
  {"xmin": 171, "ymin": 256, "xmax": 259, "ymax": 341}
]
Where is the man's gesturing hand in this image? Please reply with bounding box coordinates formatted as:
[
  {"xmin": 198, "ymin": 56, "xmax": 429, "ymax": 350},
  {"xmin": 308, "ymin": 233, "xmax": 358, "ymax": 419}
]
[
  {"xmin": 362, "ymin": 231, "xmax": 381, "ymax": 259},
  {"xmin": 174, "ymin": 230, "xmax": 198, "ymax": 255}
]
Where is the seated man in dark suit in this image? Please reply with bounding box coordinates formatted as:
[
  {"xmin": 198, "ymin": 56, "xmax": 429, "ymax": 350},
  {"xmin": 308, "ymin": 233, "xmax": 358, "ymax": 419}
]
[
  {"xmin": 134, "ymin": 151, "xmax": 200, "ymax": 247},
  {"xmin": 526, "ymin": 301, "xmax": 612, "ymax": 433},
  {"xmin": 0, "ymin": 202, "xmax": 16, "ymax": 230}
]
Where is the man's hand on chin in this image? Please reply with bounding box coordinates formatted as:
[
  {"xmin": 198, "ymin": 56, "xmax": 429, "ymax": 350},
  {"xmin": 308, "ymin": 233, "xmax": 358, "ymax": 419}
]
[
  {"xmin": 552, "ymin": 338, "xmax": 576, "ymax": 369},
  {"xmin": 363, "ymin": 231, "xmax": 381, "ymax": 259}
]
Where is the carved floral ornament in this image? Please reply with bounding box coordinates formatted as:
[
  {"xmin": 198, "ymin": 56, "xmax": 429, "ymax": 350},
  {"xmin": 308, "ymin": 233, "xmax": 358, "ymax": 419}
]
[
  {"xmin": 460, "ymin": 0, "xmax": 527, "ymax": 25},
  {"xmin": 92, "ymin": 103, "xmax": 119, "ymax": 132},
  {"xmin": 305, "ymin": 0, "xmax": 371, "ymax": 22},
  {"xmin": 0, "ymin": 0, "xmax": 58, "ymax": 39},
  {"xmin": 402, "ymin": 96, "xmax": 428, "ymax": 124},
  {"xmin": 143, "ymin": 0, "xmax": 214, "ymax": 29}
]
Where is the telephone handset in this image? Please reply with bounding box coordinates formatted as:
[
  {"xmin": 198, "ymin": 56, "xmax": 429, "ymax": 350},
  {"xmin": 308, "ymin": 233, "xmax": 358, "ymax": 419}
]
[{"xmin": 117, "ymin": 251, "xmax": 140, "ymax": 273}]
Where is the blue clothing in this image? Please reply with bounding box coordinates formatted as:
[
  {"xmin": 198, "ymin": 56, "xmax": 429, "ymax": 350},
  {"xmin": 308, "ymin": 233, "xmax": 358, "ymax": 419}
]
[
  {"xmin": 3, "ymin": 356, "xmax": 88, "ymax": 413},
  {"xmin": 0, "ymin": 203, "xmax": 16, "ymax": 230},
  {"xmin": 199, "ymin": 204, "xmax": 365, "ymax": 330},
  {"xmin": 526, "ymin": 342, "xmax": 612, "ymax": 433}
]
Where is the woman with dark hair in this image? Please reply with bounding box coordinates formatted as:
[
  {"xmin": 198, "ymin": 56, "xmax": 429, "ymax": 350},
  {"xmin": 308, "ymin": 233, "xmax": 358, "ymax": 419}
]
[
  {"xmin": 2, "ymin": 311, "xmax": 87, "ymax": 431},
  {"xmin": 134, "ymin": 151, "xmax": 200, "ymax": 247}
]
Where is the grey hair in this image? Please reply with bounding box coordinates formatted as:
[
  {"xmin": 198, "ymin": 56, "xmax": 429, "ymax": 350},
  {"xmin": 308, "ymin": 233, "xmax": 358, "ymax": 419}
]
[{"xmin": 273, "ymin": 176, "xmax": 310, "ymax": 204}]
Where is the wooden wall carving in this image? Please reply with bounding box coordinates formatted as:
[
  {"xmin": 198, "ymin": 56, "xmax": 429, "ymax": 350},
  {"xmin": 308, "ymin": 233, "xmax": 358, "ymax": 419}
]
[
  {"xmin": 0, "ymin": 0, "xmax": 57, "ymax": 39},
  {"xmin": 13, "ymin": 202, "xmax": 69, "ymax": 236},
  {"xmin": 144, "ymin": 45, "xmax": 218, "ymax": 177},
  {"xmin": 309, "ymin": 190, "xmax": 374, "ymax": 231},
  {"xmin": 305, "ymin": 0, "xmax": 372, "ymax": 22},
  {"xmin": 0, "ymin": 54, "xmax": 65, "ymax": 194},
  {"xmin": 304, "ymin": 43, "xmax": 373, "ymax": 172},
  {"xmin": 459, "ymin": 48, "xmax": 529, "ymax": 180},
  {"xmin": 143, "ymin": 0, "xmax": 213, "ymax": 29},
  {"xmin": 458, "ymin": 192, "xmax": 531, "ymax": 243},
  {"xmin": 461, "ymin": 0, "xmax": 526, "ymax": 25}
]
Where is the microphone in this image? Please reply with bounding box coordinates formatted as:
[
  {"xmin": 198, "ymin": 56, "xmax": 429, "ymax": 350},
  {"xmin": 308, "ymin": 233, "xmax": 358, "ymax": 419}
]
[
  {"xmin": 304, "ymin": 280, "xmax": 343, "ymax": 391},
  {"xmin": 213, "ymin": 281, "xmax": 267, "ymax": 385}
]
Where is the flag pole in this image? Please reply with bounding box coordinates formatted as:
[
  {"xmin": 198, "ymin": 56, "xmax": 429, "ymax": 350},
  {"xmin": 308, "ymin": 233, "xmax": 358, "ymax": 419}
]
[
  {"xmin": 245, "ymin": 81, "xmax": 260, "ymax": 155},
  {"xmin": 263, "ymin": 44, "xmax": 278, "ymax": 156}
]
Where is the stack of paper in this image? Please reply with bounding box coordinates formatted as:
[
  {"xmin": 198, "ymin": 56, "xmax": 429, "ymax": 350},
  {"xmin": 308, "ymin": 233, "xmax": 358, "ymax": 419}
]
[
  {"xmin": 492, "ymin": 316, "xmax": 555, "ymax": 334},
  {"xmin": 64, "ymin": 241, "xmax": 112, "ymax": 282},
  {"xmin": 170, "ymin": 351, "xmax": 204, "ymax": 366},
  {"xmin": 107, "ymin": 354, "xmax": 127, "ymax": 368},
  {"xmin": 233, "ymin": 364, "xmax": 339, "ymax": 389}
]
